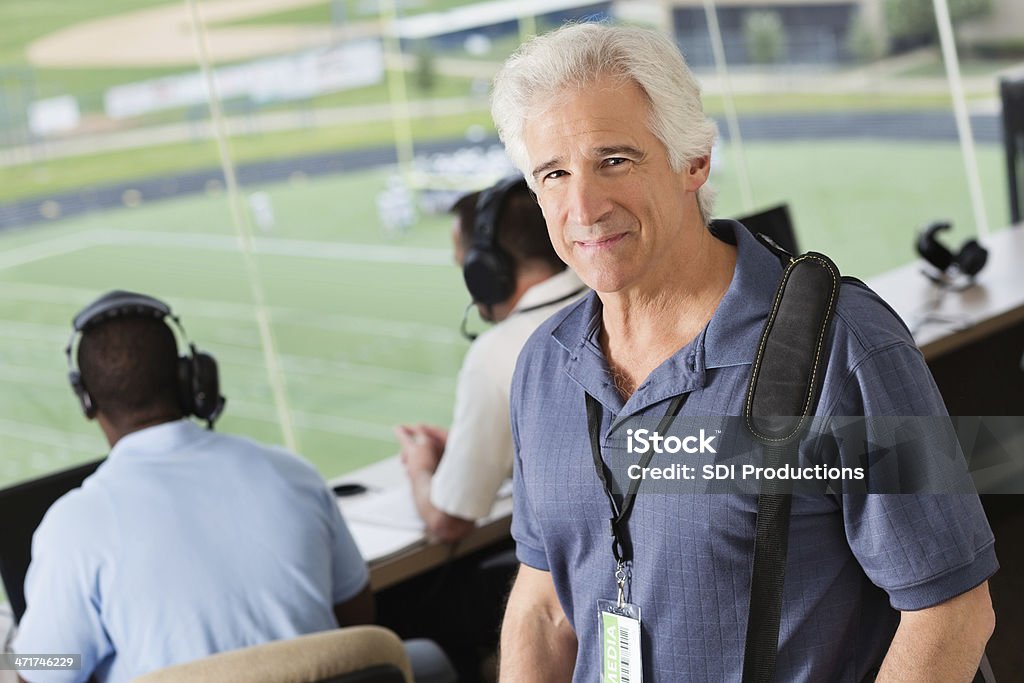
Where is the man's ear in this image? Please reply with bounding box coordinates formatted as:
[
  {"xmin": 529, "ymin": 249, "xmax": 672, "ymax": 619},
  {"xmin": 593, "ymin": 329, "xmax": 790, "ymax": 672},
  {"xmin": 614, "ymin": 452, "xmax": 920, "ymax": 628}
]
[{"xmin": 683, "ymin": 155, "xmax": 711, "ymax": 192}]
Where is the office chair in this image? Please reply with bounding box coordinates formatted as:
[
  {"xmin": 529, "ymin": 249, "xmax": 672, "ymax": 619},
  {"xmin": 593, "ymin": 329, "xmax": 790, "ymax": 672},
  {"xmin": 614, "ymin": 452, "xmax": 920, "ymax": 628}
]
[
  {"xmin": 130, "ymin": 626, "xmax": 413, "ymax": 683},
  {"xmin": 0, "ymin": 458, "xmax": 104, "ymax": 623},
  {"xmin": 735, "ymin": 203, "xmax": 800, "ymax": 255}
]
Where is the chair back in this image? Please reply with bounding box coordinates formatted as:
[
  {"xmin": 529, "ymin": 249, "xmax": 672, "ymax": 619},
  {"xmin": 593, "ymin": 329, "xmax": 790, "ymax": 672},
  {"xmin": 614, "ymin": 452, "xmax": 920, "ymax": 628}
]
[{"xmin": 130, "ymin": 626, "xmax": 412, "ymax": 683}]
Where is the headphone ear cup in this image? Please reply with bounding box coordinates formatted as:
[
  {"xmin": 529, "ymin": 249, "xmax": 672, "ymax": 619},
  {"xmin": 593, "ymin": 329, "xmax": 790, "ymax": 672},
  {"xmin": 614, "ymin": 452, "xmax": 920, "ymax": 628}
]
[
  {"xmin": 916, "ymin": 229, "xmax": 955, "ymax": 272},
  {"xmin": 189, "ymin": 351, "xmax": 223, "ymax": 421},
  {"xmin": 177, "ymin": 356, "xmax": 195, "ymax": 417},
  {"xmin": 955, "ymin": 239, "xmax": 988, "ymax": 277},
  {"xmin": 68, "ymin": 370, "xmax": 97, "ymax": 419},
  {"xmin": 463, "ymin": 248, "xmax": 516, "ymax": 307}
]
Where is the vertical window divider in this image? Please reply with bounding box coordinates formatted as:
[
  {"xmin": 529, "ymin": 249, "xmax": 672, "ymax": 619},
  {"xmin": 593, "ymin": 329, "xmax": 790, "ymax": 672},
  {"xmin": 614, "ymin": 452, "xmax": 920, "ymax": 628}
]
[
  {"xmin": 933, "ymin": 0, "xmax": 991, "ymax": 238},
  {"xmin": 184, "ymin": 0, "xmax": 299, "ymax": 452},
  {"xmin": 703, "ymin": 0, "xmax": 754, "ymax": 212}
]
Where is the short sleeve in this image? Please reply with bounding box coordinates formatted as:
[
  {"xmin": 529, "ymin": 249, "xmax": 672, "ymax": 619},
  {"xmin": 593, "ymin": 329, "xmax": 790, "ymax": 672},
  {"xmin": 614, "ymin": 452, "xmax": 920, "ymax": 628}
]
[
  {"xmin": 431, "ymin": 342, "xmax": 515, "ymax": 520},
  {"xmin": 508, "ymin": 357, "xmax": 549, "ymax": 571},
  {"xmin": 13, "ymin": 493, "xmax": 114, "ymax": 683},
  {"xmin": 841, "ymin": 493, "xmax": 997, "ymax": 610},
  {"xmin": 827, "ymin": 342, "xmax": 998, "ymax": 610},
  {"xmin": 323, "ymin": 487, "xmax": 370, "ymax": 604}
]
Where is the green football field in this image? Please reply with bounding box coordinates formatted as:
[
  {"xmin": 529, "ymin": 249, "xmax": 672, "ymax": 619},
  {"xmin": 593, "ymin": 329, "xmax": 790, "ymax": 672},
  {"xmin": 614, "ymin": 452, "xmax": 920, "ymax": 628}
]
[
  {"xmin": 0, "ymin": 139, "xmax": 1011, "ymax": 490},
  {"xmin": 0, "ymin": 166, "xmax": 470, "ymax": 487}
]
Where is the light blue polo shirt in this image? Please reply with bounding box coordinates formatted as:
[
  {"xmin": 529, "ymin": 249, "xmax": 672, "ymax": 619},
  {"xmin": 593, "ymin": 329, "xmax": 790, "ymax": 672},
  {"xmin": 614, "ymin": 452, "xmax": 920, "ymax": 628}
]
[
  {"xmin": 14, "ymin": 419, "xmax": 368, "ymax": 683},
  {"xmin": 509, "ymin": 220, "xmax": 998, "ymax": 682}
]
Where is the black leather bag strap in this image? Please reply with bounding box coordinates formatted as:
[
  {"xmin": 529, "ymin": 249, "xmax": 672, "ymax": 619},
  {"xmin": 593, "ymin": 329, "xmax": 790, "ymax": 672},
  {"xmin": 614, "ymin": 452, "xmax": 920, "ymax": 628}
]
[{"xmin": 741, "ymin": 249, "xmax": 841, "ymax": 683}]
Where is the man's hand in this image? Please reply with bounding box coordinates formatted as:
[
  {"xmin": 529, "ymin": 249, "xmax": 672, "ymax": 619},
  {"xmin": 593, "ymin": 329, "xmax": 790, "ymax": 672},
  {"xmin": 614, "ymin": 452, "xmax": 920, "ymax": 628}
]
[
  {"xmin": 395, "ymin": 424, "xmax": 445, "ymax": 475},
  {"xmin": 876, "ymin": 581, "xmax": 994, "ymax": 682},
  {"xmin": 418, "ymin": 424, "xmax": 449, "ymax": 451},
  {"xmin": 394, "ymin": 424, "xmax": 474, "ymax": 543},
  {"xmin": 500, "ymin": 564, "xmax": 577, "ymax": 681}
]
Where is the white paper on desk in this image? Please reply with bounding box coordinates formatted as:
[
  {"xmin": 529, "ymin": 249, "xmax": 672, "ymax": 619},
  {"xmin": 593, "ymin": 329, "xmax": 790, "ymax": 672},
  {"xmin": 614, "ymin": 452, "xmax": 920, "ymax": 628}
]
[
  {"xmin": 348, "ymin": 521, "xmax": 425, "ymax": 563},
  {"xmin": 341, "ymin": 484, "xmax": 426, "ymax": 532}
]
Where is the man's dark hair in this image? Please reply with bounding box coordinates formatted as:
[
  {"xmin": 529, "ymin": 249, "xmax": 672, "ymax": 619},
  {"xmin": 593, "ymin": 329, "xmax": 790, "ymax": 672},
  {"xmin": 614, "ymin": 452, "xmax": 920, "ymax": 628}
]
[
  {"xmin": 77, "ymin": 316, "xmax": 183, "ymax": 423},
  {"xmin": 452, "ymin": 183, "xmax": 566, "ymax": 274}
]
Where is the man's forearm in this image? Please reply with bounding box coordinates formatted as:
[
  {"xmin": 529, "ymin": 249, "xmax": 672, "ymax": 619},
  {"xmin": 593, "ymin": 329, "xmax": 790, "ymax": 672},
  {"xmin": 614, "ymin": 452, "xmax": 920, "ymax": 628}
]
[
  {"xmin": 499, "ymin": 572, "xmax": 577, "ymax": 681},
  {"xmin": 876, "ymin": 582, "xmax": 994, "ymax": 682},
  {"xmin": 408, "ymin": 467, "xmax": 473, "ymax": 543}
]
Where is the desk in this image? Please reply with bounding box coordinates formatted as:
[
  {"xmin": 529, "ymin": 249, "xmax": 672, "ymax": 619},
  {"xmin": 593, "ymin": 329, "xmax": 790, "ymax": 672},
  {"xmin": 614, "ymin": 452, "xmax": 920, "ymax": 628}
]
[
  {"xmin": 332, "ymin": 457, "xmax": 512, "ymax": 592},
  {"xmin": 867, "ymin": 225, "xmax": 1024, "ymax": 362},
  {"xmin": 868, "ymin": 225, "xmax": 1024, "ymax": 416}
]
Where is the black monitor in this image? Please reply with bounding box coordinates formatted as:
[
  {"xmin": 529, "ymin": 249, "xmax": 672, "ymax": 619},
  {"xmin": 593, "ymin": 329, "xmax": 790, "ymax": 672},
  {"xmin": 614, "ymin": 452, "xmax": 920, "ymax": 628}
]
[
  {"xmin": 1001, "ymin": 74, "xmax": 1024, "ymax": 225},
  {"xmin": 735, "ymin": 204, "xmax": 800, "ymax": 255},
  {"xmin": 0, "ymin": 459, "xmax": 103, "ymax": 623}
]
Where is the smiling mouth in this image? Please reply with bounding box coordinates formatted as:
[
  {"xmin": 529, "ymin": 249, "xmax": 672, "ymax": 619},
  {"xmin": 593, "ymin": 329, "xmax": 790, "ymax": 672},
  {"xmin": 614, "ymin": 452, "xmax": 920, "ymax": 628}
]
[{"xmin": 575, "ymin": 233, "xmax": 628, "ymax": 249}]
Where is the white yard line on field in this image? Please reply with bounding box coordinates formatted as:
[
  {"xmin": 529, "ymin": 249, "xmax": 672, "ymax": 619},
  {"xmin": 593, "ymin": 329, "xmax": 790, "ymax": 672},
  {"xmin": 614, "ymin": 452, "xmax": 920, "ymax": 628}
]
[
  {"xmin": 0, "ymin": 232, "xmax": 94, "ymax": 272},
  {"xmin": 0, "ymin": 417, "xmax": 104, "ymax": 452},
  {"xmin": 90, "ymin": 229, "xmax": 453, "ymax": 266}
]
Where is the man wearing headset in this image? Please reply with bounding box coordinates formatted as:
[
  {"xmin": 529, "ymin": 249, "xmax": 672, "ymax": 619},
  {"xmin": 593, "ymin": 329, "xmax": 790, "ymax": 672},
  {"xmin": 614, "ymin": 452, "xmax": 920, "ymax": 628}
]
[
  {"xmin": 12, "ymin": 292, "xmax": 378, "ymax": 683},
  {"xmin": 395, "ymin": 176, "xmax": 585, "ymax": 543}
]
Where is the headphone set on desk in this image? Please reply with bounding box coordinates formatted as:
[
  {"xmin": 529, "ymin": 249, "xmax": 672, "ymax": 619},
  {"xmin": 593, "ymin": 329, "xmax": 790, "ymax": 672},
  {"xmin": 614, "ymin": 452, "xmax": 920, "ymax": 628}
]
[
  {"xmin": 915, "ymin": 221, "xmax": 988, "ymax": 283},
  {"xmin": 65, "ymin": 291, "xmax": 226, "ymax": 428}
]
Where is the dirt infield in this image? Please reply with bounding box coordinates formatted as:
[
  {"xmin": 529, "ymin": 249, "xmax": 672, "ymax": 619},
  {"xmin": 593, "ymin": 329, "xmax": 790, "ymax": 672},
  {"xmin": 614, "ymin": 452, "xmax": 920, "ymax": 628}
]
[{"xmin": 26, "ymin": 0, "xmax": 376, "ymax": 68}]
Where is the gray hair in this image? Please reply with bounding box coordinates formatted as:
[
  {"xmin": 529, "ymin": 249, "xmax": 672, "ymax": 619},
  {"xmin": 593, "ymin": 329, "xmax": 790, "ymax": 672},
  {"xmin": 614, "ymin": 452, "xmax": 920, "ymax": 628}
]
[{"xmin": 491, "ymin": 22, "xmax": 718, "ymax": 224}]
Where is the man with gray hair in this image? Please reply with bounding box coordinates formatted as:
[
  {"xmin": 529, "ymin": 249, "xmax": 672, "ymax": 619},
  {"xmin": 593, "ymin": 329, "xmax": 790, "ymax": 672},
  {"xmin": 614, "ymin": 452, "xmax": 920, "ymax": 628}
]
[{"xmin": 493, "ymin": 22, "xmax": 996, "ymax": 682}]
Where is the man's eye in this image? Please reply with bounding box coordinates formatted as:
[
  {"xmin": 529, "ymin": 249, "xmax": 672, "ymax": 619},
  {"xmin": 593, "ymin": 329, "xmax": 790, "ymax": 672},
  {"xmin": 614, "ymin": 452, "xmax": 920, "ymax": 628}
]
[
  {"xmin": 605, "ymin": 157, "xmax": 628, "ymax": 167},
  {"xmin": 544, "ymin": 170, "xmax": 567, "ymax": 180}
]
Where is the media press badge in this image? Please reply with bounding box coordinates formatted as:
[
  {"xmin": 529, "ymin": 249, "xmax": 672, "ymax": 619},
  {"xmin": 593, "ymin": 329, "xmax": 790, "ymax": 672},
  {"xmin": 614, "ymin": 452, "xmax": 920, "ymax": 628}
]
[{"xmin": 598, "ymin": 598, "xmax": 642, "ymax": 683}]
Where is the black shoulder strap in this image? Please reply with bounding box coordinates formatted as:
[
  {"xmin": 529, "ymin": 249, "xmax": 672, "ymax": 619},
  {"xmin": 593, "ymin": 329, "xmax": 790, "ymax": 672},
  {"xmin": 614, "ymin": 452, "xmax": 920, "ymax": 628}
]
[{"xmin": 741, "ymin": 243, "xmax": 841, "ymax": 683}]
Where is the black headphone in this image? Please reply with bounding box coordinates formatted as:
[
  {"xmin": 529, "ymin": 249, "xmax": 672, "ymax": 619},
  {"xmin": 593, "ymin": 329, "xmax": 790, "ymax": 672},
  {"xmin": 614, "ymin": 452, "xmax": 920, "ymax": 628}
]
[
  {"xmin": 915, "ymin": 221, "xmax": 988, "ymax": 279},
  {"xmin": 461, "ymin": 175, "xmax": 528, "ymax": 307},
  {"xmin": 66, "ymin": 290, "xmax": 226, "ymax": 428}
]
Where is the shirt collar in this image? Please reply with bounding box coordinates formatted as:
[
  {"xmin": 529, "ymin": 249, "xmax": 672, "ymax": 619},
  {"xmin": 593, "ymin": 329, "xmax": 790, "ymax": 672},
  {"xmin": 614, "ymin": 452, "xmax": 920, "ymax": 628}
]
[
  {"xmin": 549, "ymin": 220, "xmax": 784, "ymax": 414},
  {"xmin": 703, "ymin": 219, "xmax": 785, "ymax": 368},
  {"xmin": 511, "ymin": 268, "xmax": 587, "ymax": 313},
  {"xmin": 108, "ymin": 418, "xmax": 207, "ymax": 461}
]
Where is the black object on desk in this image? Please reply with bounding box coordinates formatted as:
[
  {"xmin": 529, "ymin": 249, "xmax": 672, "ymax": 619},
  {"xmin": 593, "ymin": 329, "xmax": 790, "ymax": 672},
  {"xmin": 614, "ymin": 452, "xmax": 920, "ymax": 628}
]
[
  {"xmin": 333, "ymin": 483, "xmax": 368, "ymax": 497},
  {"xmin": 0, "ymin": 458, "xmax": 103, "ymax": 623}
]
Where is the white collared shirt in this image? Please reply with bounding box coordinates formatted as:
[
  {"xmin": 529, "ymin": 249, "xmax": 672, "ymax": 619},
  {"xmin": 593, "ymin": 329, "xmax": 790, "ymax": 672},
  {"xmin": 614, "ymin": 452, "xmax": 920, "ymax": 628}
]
[
  {"xmin": 14, "ymin": 420, "xmax": 367, "ymax": 683},
  {"xmin": 430, "ymin": 269, "xmax": 587, "ymax": 520}
]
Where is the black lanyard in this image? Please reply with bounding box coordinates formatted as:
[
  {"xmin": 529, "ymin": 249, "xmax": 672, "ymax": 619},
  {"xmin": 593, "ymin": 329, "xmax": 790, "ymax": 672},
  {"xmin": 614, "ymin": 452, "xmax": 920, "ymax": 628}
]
[{"xmin": 585, "ymin": 392, "xmax": 685, "ymax": 564}]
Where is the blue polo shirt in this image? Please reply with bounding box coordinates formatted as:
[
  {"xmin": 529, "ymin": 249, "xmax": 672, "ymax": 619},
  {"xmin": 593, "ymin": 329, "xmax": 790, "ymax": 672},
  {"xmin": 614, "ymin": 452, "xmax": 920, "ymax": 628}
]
[
  {"xmin": 14, "ymin": 420, "xmax": 368, "ymax": 683},
  {"xmin": 509, "ymin": 220, "xmax": 997, "ymax": 682}
]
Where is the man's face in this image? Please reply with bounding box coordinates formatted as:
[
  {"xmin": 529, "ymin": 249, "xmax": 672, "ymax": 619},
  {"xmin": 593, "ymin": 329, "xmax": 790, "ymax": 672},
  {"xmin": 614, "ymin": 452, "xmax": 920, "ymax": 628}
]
[
  {"xmin": 451, "ymin": 218, "xmax": 466, "ymax": 266},
  {"xmin": 523, "ymin": 75, "xmax": 708, "ymax": 294}
]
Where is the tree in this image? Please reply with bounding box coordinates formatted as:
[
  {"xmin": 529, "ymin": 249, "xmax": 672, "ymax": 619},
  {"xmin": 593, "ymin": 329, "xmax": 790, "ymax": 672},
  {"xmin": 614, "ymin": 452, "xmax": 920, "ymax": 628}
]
[
  {"xmin": 743, "ymin": 11, "xmax": 787, "ymax": 65},
  {"xmin": 884, "ymin": 0, "xmax": 992, "ymax": 43},
  {"xmin": 847, "ymin": 11, "xmax": 886, "ymax": 63},
  {"xmin": 413, "ymin": 40, "xmax": 436, "ymax": 94}
]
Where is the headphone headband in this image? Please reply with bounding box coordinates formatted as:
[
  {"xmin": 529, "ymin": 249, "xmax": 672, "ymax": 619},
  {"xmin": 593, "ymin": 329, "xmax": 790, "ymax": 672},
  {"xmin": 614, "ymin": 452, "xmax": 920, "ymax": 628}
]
[
  {"xmin": 72, "ymin": 290, "xmax": 172, "ymax": 332},
  {"xmin": 67, "ymin": 290, "xmax": 225, "ymax": 427}
]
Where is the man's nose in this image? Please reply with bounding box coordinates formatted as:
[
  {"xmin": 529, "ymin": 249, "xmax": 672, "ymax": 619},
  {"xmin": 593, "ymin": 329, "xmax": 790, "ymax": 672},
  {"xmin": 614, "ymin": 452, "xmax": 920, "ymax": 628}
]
[{"xmin": 568, "ymin": 176, "xmax": 613, "ymax": 228}]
